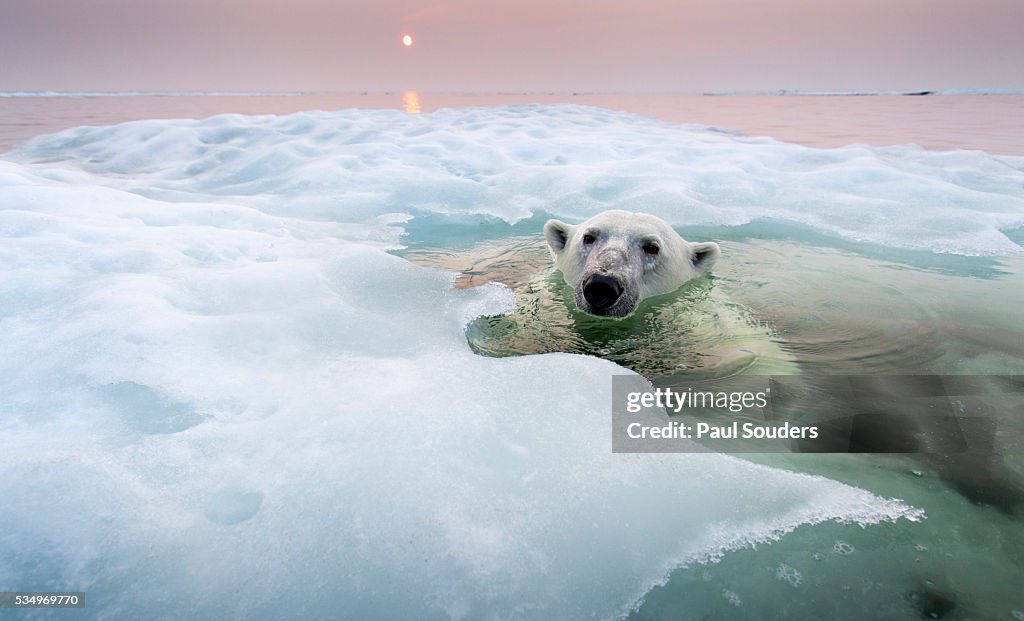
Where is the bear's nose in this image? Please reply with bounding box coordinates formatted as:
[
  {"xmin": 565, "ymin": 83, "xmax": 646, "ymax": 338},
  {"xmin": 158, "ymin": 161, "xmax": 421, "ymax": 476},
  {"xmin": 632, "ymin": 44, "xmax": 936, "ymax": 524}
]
[{"xmin": 582, "ymin": 274, "xmax": 623, "ymax": 313}]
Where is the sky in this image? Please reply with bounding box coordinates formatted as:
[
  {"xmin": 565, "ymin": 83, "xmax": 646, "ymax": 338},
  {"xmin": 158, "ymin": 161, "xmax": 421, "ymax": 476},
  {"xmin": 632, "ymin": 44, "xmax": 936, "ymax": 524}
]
[{"xmin": 1, "ymin": 0, "xmax": 1022, "ymax": 93}]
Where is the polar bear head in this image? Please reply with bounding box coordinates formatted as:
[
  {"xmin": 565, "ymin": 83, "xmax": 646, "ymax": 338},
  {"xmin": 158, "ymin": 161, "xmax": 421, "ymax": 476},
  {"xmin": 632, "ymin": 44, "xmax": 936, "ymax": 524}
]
[{"xmin": 544, "ymin": 210, "xmax": 720, "ymax": 317}]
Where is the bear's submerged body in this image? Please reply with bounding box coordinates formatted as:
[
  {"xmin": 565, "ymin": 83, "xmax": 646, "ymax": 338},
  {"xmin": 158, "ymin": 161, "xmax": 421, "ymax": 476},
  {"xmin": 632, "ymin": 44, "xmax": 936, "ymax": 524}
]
[{"xmin": 404, "ymin": 234, "xmax": 794, "ymax": 378}]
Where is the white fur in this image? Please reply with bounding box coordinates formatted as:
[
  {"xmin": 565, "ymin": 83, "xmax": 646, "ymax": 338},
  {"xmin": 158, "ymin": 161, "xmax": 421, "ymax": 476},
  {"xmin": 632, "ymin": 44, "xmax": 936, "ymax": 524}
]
[{"xmin": 544, "ymin": 210, "xmax": 720, "ymax": 317}]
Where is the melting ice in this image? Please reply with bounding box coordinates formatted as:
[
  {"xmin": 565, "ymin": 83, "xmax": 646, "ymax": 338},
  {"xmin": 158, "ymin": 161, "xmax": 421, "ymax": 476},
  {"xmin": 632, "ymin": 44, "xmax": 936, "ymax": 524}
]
[{"xmin": 2, "ymin": 104, "xmax": 1018, "ymax": 618}]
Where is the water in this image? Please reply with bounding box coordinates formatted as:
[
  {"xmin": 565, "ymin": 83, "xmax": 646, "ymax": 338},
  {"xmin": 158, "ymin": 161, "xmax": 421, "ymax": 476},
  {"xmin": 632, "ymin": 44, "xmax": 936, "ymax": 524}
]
[
  {"xmin": 400, "ymin": 214, "xmax": 1024, "ymax": 620},
  {"xmin": 1, "ymin": 94, "xmax": 1022, "ymax": 619},
  {"xmin": 2, "ymin": 92, "xmax": 1022, "ymax": 155},
  {"xmin": 403, "ymin": 222, "xmax": 1024, "ymax": 378}
]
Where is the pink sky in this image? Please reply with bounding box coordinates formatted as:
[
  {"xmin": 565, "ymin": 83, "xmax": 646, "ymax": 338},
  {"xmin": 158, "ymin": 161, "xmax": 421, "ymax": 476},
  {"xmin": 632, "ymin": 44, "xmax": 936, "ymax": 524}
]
[{"xmin": 2, "ymin": 0, "xmax": 1022, "ymax": 92}]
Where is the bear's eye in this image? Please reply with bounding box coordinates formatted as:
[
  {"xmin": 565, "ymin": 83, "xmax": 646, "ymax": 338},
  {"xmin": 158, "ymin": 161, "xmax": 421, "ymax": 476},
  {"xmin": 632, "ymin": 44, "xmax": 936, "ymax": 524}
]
[
  {"xmin": 642, "ymin": 243, "xmax": 660, "ymax": 256},
  {"xmin": 582, "ymin": 233, "xmax": 596, "ymax": 245}
]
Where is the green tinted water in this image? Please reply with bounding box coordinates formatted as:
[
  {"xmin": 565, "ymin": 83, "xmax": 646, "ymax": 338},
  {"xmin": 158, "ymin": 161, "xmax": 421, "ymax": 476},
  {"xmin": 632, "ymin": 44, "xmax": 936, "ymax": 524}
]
[{"xmin": 399, "ymin": 213, "xmax": 1024, "ymax": 620}]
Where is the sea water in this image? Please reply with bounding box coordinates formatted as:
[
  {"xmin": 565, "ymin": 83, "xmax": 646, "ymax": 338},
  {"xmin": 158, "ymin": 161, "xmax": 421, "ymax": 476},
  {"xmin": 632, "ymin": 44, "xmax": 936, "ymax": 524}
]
[{"xmin": 1, "ymin": 95, "xmax": 1022, "ymax": 619}]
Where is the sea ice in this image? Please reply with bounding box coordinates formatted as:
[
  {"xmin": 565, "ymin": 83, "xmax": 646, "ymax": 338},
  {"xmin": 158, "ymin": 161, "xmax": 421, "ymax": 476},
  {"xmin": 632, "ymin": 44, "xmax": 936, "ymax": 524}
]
[
  {"xmin": 8, "ymin": 104, "xmax": 1022, "ymax": 255},
  {"xmin": 0, "ymin": 106, "xmax": 954, "ymax": 619}
]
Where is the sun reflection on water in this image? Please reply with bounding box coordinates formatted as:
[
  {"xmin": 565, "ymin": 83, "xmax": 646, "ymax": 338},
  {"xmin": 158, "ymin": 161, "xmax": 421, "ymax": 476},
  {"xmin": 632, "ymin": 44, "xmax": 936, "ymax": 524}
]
[{"xmin": 402, "ymin": 91, "xmax": 421, "ymax": 114}]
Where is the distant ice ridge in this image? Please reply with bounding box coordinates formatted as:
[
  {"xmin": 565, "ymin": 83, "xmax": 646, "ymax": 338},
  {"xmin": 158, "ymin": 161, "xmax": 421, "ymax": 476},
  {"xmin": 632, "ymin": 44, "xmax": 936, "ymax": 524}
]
[
  {"xmin": 0, "ymin": 104, "xmax": 957, "ymax": 619},
  {"xmin": 703, "ymin": 88, "xmax": 1024, "ymax": 96},
  {"xmin": 8, "ymin": 104, "xmax": 1024, "ymax": 256},
  {"xmin": 0, "ymin": 90, "xmax": 311, "ymax": 97}
]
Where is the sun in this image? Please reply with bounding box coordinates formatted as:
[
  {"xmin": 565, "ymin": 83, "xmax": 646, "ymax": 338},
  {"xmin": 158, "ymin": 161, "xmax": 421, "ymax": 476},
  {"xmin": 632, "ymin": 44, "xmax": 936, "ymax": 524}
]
[{"xmin": 402, "ymin": 34, "xmax": 413, "ymax": 47}]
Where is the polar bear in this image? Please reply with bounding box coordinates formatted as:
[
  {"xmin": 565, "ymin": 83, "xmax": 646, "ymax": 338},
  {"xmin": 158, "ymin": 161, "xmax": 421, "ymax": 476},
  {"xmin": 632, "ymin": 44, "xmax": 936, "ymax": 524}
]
[
  {"xmin": 544, "ymin": 210, "xmax": 721, "ymax": 317},
  {"xmin": 399, "ymin": 213, "xmax": 793, "ymax": 377}
]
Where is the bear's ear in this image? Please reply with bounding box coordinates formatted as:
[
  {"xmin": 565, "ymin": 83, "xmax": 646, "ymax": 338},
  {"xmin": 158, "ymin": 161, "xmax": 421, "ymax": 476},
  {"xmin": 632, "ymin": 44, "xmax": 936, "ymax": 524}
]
[
  {"xmin": 544, "ymin": 219, "xmax": 573, "ymax": 256},
  {"xmin": 690, "ymin": 242, "xmax": 721, "ymax": 273}
]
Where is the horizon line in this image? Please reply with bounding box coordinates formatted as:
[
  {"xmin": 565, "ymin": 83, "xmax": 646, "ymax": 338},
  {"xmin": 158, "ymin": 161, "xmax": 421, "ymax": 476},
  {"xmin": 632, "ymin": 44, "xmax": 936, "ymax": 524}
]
[{"xmin": 2, "ymin": 88, "xmax": 1023, "ymax": 98}]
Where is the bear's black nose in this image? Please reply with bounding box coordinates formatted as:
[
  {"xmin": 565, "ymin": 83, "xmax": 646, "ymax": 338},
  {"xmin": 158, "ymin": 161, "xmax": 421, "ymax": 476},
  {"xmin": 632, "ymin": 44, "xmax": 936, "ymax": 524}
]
[{"xmin": 582, "ymin": 274, "xmax": 623, "ymax": 313}]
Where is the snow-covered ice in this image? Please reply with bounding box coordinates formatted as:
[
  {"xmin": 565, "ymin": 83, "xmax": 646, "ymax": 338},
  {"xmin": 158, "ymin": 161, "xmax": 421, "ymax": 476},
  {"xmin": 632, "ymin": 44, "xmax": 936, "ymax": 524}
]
[{"xmin": 5, "ymin": 104, "xmax": 1015, "ymax": 618}]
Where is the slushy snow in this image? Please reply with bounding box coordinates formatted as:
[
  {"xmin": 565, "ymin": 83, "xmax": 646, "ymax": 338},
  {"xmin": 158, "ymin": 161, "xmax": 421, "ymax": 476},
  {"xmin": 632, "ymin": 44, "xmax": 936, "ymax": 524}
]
[
  {"xmin": 2, "ymin": 104, "xmax": 995, "ymax": 619},
  {"xmin": 8, "ymin": 104, "xmax": 1024, "ymax": 255}
]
